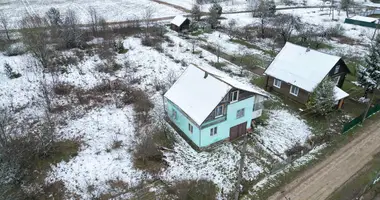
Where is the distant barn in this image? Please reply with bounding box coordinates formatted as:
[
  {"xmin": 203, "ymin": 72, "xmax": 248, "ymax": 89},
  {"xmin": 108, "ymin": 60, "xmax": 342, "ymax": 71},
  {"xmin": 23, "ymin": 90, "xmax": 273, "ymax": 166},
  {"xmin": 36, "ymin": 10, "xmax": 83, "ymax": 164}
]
[{"xmin": 170, "ymin": 16, "xmax": 190, "ymax": 32}]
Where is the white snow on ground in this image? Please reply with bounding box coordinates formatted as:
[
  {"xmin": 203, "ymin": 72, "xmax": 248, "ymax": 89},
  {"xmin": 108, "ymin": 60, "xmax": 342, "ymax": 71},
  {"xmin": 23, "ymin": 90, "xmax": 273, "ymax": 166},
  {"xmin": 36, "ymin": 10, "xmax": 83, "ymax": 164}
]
[
  {"xmin": 0, "ymin": 0, "xmax": 184, "ymax": 29},
  {"xmin": 162, "ymin": 140, "xmax": 242, "ymax": 193},
  {"xmin": 162, "ymin": 134, "xmax": 264, "ymax": 194},
  {"xmin": 257, "ymin": 109, "xmax": 313, "ymax": 159},
  {"xmin": 47, "ymin": 106, "xmax": 150, "ymax": 199}
]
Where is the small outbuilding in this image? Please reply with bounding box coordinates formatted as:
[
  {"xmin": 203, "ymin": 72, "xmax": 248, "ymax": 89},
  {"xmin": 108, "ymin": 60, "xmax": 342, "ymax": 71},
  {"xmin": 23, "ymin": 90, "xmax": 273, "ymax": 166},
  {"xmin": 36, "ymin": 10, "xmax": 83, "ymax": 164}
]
[
  {"xmin": 170, "ymin": 15, "xmax": 190, "ymax": 32},
  {"xmin": 344, "ymin": 16, "xmax": 379, "ymax": 28}
]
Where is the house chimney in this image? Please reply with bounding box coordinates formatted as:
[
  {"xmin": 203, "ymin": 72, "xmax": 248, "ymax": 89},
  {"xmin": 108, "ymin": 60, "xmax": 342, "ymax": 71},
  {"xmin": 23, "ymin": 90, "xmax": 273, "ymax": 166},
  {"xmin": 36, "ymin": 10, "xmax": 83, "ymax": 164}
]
[
  {"xmin": 204, "ymin": 72, "xmax": 208, "ymax": 79},
  {"xmin": 306, "ymin": 46, "xmax": 310, "ymax": 52}
]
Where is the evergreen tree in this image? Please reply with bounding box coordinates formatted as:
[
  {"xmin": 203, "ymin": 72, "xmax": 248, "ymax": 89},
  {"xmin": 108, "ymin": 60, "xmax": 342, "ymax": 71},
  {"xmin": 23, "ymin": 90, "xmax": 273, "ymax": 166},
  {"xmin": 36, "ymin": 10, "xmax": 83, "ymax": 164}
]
[
  {"xmin": 208, "ymin": 3, "xmax": 222, "ymax": 29},
  {"xmin": 209, "ymin": 3, "xmax": 222, "ymax": 17},
  {"xmin": 307, "ymin": 77, "xmax": 336, "ymax": 116},
  {"xmin": 191, "ymin": 4, "xmax": 201, "ymax": 21},
  {"xmin": 357, "ymin": 35, "xmax": 380, "ymax": 97}
]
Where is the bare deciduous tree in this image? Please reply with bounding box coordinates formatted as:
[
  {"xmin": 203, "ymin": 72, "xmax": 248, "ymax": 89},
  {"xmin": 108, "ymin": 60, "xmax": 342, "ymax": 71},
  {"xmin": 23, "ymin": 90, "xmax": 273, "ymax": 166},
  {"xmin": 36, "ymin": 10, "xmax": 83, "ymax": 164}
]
[
  {"xmin": 225, "ymin": 19, "xmax": 237, "ymax": 40},
  {"xmin": 20, "ymin": 14, "xmax": 52, "ymax": 69},
  {"xmin": 0, "ymin": 11, "xmax": 10, "ymax": 40},
  {"xmin": 88, "ymin": 6, "xmax": 100, "ymax": 36},
  {"xmin": 253, "ymin": 0, "xmax": 276, "ymax": 38},
  {"xmin": 191, "ymin": 4, "xmax": 202, "ymax": 21},
  {"xmin": 45, "ymin": 7, "xmax": 62, "ymax": 39},
  {"xmin": 273, "ymin": 14, "xmax": 302, "ymax": 44},
  {"xmin": 61, "ymin": 9, "xmax": 83, "ymax": 49},
  {"xmin": 142, "ymin": 6, "xmax": 155, "ymax": 36},
  {"xmin": 340, "ymin": 0, "xmax": 353, "ymax": 18}
]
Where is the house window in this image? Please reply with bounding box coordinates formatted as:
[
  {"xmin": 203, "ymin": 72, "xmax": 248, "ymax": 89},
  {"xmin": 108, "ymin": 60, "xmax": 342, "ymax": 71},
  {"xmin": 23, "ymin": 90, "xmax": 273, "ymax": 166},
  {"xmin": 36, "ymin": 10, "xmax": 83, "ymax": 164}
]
[
  {"xmin": 290, "ymin": 85, "xmax": 299, "ymax": 96},
  {"xmin": 215, "ymin": 105, "xmax": 224, "ymax": 118},
  {"xmin": 231, "ymin": 90, "xmax": 239, "ymax": 102},
  {"xmin": 273, "ymin": 78, "xmax": 282, "ymax": 88},
  {"xmin": 188, "ymin": 123, "xmax": 193, "ymax": 133},
  {"xmin": 236, "ymin": 108, "xmax": 245, "ymax": 119},
  {"xmin": 210, "ymin": 127, "xmax": 218, "ymax": 136},
  {"xmin": 334, "ymin": 65, "xmax": 340, "ymax": 74},
  {"xmin": 333, "ymin": 76, "xmax": 340, "ymax": 86},
  {"xmin": 171, "ymin": 108, "xmax": 177, "ymax": 120}
]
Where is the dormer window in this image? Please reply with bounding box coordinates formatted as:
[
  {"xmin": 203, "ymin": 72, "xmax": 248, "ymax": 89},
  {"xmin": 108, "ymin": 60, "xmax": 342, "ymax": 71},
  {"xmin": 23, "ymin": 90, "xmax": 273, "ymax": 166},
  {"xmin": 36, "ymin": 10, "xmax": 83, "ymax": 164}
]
[
  {"xmin": 231, "ymin": 90, "xmax": 239, "ymax": 102},
  {"xmin": 334, "ymin": 65, "xmax": 340, "ymax": 74}
]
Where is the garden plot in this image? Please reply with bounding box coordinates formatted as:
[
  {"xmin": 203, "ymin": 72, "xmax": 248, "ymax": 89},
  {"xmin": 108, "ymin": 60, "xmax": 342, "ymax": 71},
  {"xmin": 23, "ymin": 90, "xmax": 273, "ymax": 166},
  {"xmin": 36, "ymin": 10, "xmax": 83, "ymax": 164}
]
[
  {"xmin": 0, "ymin": 0, "xmax": 184, "ymax": 29},
  {"xmin": 256, "ymin": 109, "xmax": 313, "ymax": 160},
  {"xmin": 47, "ymin": 106, "xmax": 150, "ymax": 199},
  {"xmin": 198, "ymin": 31, "xmax": 272, "ymax": 62}
]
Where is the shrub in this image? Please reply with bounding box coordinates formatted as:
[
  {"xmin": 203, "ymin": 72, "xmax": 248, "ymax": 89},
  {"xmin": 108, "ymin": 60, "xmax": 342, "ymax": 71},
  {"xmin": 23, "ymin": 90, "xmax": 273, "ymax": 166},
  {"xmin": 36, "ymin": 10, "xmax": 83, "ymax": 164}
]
[
  {"xmin": 53, "ymin": 82, "xmax": 74, "ymax": 95},
  {"xmin": 325, "ymin": 24, "xmax": 345, "ymax": 38},
  {"xmin": 53, "ymin": 55, "xmax": 79, "ymax": 67},
  {"xmin": 111, "ymin": 139, "xmax": 123, "ymax": 149},
  {"xmin": 168, "ymin": 180, "xmax": 217, "ymax": 200},
  {"xmin": 285, "ymin": 143, "xmax": 308, "ymax": 158},
  {"xmin": 4, "ymin": 63, "xmax": 21, "ymax": 79},
  {"xmin": 133, "ymin": 134, "xmax": 163, "ymax": 174},
  {"xmin": 5, "ymin": 43, "xmax": 26, "ymax": 56},
  {"xmin": 95, "ymin": 60, "xmax": 122, "ymax": 74}
]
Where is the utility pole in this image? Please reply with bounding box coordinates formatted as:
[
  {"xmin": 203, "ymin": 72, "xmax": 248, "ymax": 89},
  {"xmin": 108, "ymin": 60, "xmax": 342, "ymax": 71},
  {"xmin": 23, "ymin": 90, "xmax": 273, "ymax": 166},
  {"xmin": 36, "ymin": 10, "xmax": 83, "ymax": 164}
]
[
  {"xmin": 362, "ymin": 90, "xmax": 376, "ymax": 123},
  {"xmin": 234, "ymin": 133, "xmax": 248, "ymax": 200}
]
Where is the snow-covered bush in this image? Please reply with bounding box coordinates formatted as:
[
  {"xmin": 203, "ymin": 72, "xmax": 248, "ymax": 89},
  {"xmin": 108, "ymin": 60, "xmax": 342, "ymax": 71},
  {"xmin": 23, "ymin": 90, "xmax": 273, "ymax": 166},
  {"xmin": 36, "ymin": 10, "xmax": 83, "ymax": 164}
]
[
  {"xmin": 4, "ymin": 63, "xmax": 21, "ymax": 79},
  {"xmin": 4, "ymin": 43, "xmax": 26, "ymax": 56}
]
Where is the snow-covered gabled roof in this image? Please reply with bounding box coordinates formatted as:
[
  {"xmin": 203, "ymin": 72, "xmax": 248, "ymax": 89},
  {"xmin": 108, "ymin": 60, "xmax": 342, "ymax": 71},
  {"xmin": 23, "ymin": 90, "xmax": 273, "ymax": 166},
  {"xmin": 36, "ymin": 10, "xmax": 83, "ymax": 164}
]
[
  {"xmin": 334, "ymin": 86, "xmax": 349, "ymax": 101},
  {"xmin": 170, "ymin": 15, "xmax": 188, "ymax": 27},
  {"xmin": 349, "ymin": 16, "xmax": 379, "ymax": 23},
  {"xmin": 264, "ymin": 42, "xmax": 341, "ymax": 92},
  {"xmin": 164, "ymin": 65, "xmax": 267, "ymax": 126}
]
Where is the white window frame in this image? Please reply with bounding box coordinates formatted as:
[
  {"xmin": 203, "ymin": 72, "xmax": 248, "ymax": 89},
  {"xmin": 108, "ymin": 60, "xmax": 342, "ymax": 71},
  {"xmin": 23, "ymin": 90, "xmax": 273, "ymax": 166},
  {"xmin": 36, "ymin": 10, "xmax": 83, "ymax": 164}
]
[
  {"xmin": 188, "ymin": 123, "xmax": 193, "ymax": 133},
  {"xmin": 333, "ymin": 76, "xmax": 340, "ymax": 86},
  {"xmin": 210, "ymin": 127, "xmax": 218, "ymax": 136},
  {"xmin": 231, "ymin": 90, "xmax": 239, "ymax": 102},
  {"xmin": 236, "ymin": 108, "xmax": 245, "ymax": 119},
  {"xmin": 215, "ymin": 105, "xmax": 224, "ymax": 118},
  {"xmin": 290, "ymin": 85, "xmax": 299, "ymax": 96},
  {"xmin": 334, "ymin": 65, "xmax": 340, "ymax": 74},
  {"xmin": 273, "ymin": 78, "xmax": 282, "ymax": 88}
]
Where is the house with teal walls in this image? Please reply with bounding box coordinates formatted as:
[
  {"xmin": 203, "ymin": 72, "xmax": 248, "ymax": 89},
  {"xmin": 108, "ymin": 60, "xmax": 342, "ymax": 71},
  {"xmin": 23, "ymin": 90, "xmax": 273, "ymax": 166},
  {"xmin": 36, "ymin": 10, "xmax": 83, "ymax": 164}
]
[{"xmin": 164, "ymin": 65, "xmax": 268, "ymax": 149}]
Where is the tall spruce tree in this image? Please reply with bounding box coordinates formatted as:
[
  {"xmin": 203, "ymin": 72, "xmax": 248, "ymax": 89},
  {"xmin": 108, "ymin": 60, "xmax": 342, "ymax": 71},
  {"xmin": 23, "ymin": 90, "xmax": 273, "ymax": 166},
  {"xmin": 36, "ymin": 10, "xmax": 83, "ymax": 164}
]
[
  {"xmin": 307, "ymin": 77, "xmax": 337, "ymax": 115},
  {"xmin": 357, "ymin": 35, "xmax": 380, "ymax": 98}
]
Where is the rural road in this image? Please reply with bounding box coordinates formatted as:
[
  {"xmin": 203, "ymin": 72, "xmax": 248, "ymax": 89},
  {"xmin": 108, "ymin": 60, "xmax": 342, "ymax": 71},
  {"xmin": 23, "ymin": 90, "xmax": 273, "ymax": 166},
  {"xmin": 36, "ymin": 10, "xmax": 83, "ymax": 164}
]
[{"xmin": 268, "ymin": 118, "xmax": 380, "ymax": 200}]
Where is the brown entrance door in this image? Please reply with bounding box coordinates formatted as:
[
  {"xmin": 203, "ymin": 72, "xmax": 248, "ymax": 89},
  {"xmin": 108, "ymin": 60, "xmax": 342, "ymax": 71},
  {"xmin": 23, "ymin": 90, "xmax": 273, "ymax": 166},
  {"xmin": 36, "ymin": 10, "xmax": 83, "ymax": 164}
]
[{"xmin": 229, "ymin": 122, "xmax": 247, "ymax": 140}]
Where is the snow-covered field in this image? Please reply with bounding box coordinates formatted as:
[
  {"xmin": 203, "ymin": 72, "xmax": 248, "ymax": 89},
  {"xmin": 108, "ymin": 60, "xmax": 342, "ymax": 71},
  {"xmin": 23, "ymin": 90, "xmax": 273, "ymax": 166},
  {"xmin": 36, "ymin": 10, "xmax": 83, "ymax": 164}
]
[{"xmin": 0, "ymin": 0, "xmax": 185, "ymax": 29}]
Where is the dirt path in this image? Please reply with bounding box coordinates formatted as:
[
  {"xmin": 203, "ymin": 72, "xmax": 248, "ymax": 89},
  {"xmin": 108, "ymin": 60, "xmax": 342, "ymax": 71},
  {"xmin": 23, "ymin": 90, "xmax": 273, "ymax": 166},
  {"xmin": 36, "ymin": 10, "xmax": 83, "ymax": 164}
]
[{"xmin": 268, "ymin": 118, "xmax": 380, "ymax": 200}]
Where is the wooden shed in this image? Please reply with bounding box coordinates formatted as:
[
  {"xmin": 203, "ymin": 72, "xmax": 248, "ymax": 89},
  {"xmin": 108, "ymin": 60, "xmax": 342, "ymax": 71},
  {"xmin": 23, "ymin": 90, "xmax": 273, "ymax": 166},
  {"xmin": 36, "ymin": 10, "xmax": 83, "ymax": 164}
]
[{"xmin": 170, "ymin": 16, "xmax": 190, "ymax": 32}]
